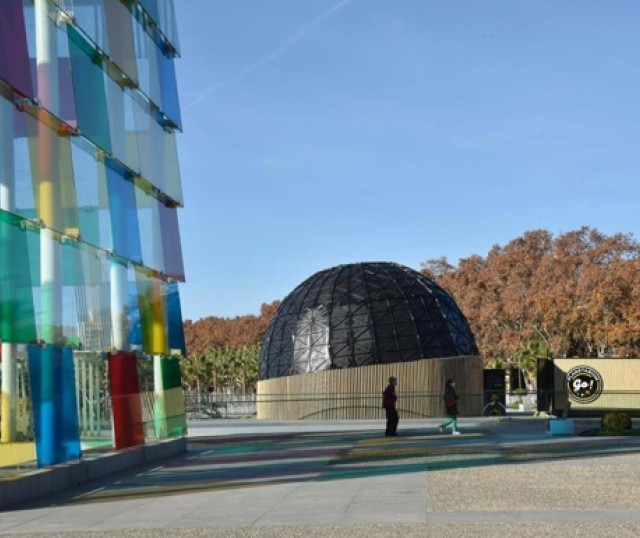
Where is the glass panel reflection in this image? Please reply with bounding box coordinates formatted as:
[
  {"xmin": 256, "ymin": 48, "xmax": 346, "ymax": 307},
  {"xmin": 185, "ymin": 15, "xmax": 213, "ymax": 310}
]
[
  {"xmin": 0, "ymin": 0, "xmax": 34, "ymax": 98},
  {"xmin": 67, "ymin": 25, "xmax": 111, "ymax": 153},
  {"xmin": 0, "ymin": 210, "xmax": 37, "ymax": 343},
  {"xmin": 104, "ymin": 158, "xmax": 142, "ymax": 264}
]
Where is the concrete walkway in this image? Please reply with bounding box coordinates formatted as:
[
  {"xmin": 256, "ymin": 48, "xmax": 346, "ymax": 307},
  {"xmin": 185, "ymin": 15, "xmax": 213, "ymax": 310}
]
[{"xmin": 2, "ymin": 417, "xmax": 640, "ymax": 537}]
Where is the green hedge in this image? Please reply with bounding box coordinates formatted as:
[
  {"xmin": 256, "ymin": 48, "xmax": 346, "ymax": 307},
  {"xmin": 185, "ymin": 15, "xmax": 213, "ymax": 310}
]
[{"xmin": 601, "ymin": 412, "xmax": 632, "ymax": 432}]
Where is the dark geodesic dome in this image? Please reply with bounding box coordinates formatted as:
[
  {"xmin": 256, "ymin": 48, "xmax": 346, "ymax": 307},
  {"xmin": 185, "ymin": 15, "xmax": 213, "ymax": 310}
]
[{"xmin": 259, "ymin": 261, "xmax": 478, "ymax": 380}]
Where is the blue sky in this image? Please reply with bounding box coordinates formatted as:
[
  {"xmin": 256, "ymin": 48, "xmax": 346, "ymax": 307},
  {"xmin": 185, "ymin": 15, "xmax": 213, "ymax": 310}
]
[{"xmin": 174, "ymin": 0, "xmax": 640, "ymax": 321}]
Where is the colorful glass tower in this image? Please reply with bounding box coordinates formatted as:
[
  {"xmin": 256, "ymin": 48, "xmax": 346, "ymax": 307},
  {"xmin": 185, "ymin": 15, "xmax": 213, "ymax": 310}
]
[{"xmin": 0, "ymin": 0, "xmax": 186, "ymax": 466}]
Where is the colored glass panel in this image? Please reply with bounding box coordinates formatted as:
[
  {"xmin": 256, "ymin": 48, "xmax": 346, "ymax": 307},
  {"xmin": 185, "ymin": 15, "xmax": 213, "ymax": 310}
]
[
  {"xmin": 132, "ymin": 95, "xmax": 165, "ymax": 193},
  {"xmin": 139, "ymin": 0, "xmax": 160, "ymax": 26},
  {"xmin": 159, "ymin": 203, "xmax": 184, "ymax": 280},
  {"xmin": 126, "ymin": 268, "xmax": 142, "ymax": 350},
  {"xmin": 137, "ymin": 272, "xmax": 167, "ymax": 355},
  {"xmin": 71, "ymin": 137, "xmax": 110, "ymax": 249},
  {"xmin": 105, "ymin": 158, "xmax": 142, "ymax": 264},
  {"xmin": 72, "ymin": 1, "xmax": 109, "ymax": 56},
  {"xmin": 108, "ymin": 351, "xmax": 144, "ymax": 448},
  {"xmin": 133, "ymin": 18, "xmax": 162, "ymax": 111},
  {"xmin": 136, "ymin": 188, "xmax": 164, "ymax": 274},
  {"xmin": 0, "ymin": 210, "xmax": 37, "ymax": 343},
  {"xmin": 67, "ymin": 25, "xmax": 111, "ymax": 153},
  {"xmin": 28, "ymin": 228, "xmax": 64, "ymax": 346},
  {"xmin": 157, "ymin": 48, "xmax": 181, "ymax": 128},
  {"xmin": 160, "ymin": 354, "xmax": 181, "ymax": 390},
  {"xmin": 27, "ymin": 345, "xmax": 81, "ymax": 467},
  {"xmin": 26, "ymin": 110, "xmax": 79, "ymax": 235},
  {"xmin": 62, "ymin": 239, "xmax": 112, "ymax": 351},
  {"xmin": 105, "ymin": 86, "xmax": 140, "ymax": 175},
  {"xmin": 166, "ymin": 282, "xmax": 186, "ymax": 356},
  {"xmin": 1, "ymin": 97, "xmax": 38, "ymax": 221},
  {"xmin": 0, "ymin": 0, "xmax": 34, "ymax": 98},
  {"xmin": 23, "ymin": 2, "xmax": 77, "ymax": 125},
  {"xmin": 155, "ymin": 0, "xmax": 180, "ymax": 54},
  {"xmin": 104, "ymin": 0, "xmax": 138, "ymax": 85},
  {"xmin": 163, "ymin": 125, "xmax": 183, "ymax": 205},
  {"xmin": 160, "ymin": 386, "xmax": 186, "ymax": 437}
]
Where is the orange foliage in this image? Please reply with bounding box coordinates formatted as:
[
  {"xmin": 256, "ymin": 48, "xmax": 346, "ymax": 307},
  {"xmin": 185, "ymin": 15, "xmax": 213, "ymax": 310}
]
[
  {"xmin": 422, "ymin": 227, "xmax": 640, "ymax": 360},
  {"xmin": 184, "ymin": 301, "xmax": 281, "ymax": 356}
]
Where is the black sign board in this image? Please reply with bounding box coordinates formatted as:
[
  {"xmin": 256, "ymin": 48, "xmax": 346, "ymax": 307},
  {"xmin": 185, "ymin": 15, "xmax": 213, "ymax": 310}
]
[{"xmin": 483, "ymin": 369, "xmax": 506, "ymax": 416}]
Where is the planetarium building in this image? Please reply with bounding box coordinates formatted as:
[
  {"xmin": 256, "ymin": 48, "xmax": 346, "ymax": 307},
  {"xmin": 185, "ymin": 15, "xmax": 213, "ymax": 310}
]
[{"xmin": 257, "ymin": 262, "xmax": 483, "ymax": 420}]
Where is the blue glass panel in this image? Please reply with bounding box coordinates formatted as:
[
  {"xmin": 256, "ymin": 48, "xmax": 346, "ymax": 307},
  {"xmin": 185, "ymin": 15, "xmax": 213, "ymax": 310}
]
[
  {"xmin": 126, "ymin": 269, "xmax": 142, "ymax": 350},
  {"xmin": 27, "ymin": 345, "xmax": 81, "ymax": 467},
  {"xmin": 0, "ymin": 0, "xmax": 34, "ymax": 98},
  {"xmin": 105, "ymin": 158, "xmax": 142, "ymax": 264},
  {"xmin": 165, "ymin": 282, "xmax": 185, "ymax": 356},
  {"xmin": 139, "ymin": 0, "xmax": 160, "ymax": 25},
  {"xmin": 156, "ymin": 0, "xmax": 180, "ymax": 53},
  {"xmin": 157, "ymin": 49, "xmax": 181, "ymax": 128}
]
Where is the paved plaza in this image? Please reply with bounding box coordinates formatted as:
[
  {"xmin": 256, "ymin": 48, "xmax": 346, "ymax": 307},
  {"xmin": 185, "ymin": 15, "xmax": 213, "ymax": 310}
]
[{"xmin": 2, "ymin": 417, "xmax": 640, "ymax": 537}]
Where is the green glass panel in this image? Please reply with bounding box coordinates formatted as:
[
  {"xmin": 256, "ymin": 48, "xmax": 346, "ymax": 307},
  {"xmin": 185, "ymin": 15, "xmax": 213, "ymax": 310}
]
[
  {"xmin": 0, "ymin": 210, "xmax": 37, "ymax": 343},
  {"xmin": 28, "ymin": 234, "xmax": 113, "ymax": 350},
  {"xmin": 160, "ymin": 355, "xmax": 181, "ymax": 390},
  {"xmin": 67, "ymin": 25, "xmax": 112, "ymax": 153},
  {"xmin": 27, "ymin": 228, "xmax": 64, "ymax": 345}
]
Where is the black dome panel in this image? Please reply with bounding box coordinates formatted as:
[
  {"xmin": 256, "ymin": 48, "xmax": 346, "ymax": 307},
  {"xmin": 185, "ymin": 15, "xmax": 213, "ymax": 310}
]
[{"xmin": 259, "ymin": 262, "xmax": 478, "ymax": 380}]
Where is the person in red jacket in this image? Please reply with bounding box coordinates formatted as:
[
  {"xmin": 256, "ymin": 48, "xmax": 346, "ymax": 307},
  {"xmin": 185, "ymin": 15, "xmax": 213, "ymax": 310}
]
[{"xmin": 382, "ymin": 376, "xmax": 399, "ymax": 436}]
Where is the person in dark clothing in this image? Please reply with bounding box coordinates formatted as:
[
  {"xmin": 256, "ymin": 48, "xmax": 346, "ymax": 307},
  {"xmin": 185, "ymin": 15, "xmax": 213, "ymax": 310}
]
[
  {"xmin": 382, "ymin": 376, "xmax": 399, "ymax": 436},
  {"xmin": 439, "ymin": 378, "xmax": 461, "ymax": 435}
]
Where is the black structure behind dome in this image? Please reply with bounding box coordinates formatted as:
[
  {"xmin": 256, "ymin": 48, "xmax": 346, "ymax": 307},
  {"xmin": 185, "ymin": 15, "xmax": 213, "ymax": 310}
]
[{"xmin": 260, "ymin": 262, "xmax": 478, "ymax": 380}]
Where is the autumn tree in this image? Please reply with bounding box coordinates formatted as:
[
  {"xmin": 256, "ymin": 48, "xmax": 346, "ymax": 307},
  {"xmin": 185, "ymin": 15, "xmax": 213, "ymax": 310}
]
[{"xmin": 422, "ymin": 227, "xmax": 640, "ymax": 361}]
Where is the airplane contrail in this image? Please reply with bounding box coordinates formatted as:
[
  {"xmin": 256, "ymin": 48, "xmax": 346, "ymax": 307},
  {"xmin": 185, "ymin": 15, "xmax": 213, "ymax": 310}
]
[{"xmin": 184, "ymin": 0, "xmax": 355, "ymax": 112}]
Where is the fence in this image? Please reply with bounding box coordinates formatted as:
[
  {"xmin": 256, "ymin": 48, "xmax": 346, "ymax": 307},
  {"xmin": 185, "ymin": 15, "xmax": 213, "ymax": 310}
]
[{"xmin": 183, "ymin": 392, "xmax": 257, "ymax": 418}]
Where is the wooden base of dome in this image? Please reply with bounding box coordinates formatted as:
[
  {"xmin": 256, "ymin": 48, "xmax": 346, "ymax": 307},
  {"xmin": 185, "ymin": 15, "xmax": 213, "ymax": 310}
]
[{"xmin": 257, "ymin": 355, "xmax": 483, "ymax": 420}]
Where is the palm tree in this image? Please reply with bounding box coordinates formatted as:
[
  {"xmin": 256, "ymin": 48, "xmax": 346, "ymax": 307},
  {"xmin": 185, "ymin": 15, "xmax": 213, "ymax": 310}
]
[{"xmin": 514, "ymin": 339, "xmax": 550, "ymax": 391}]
